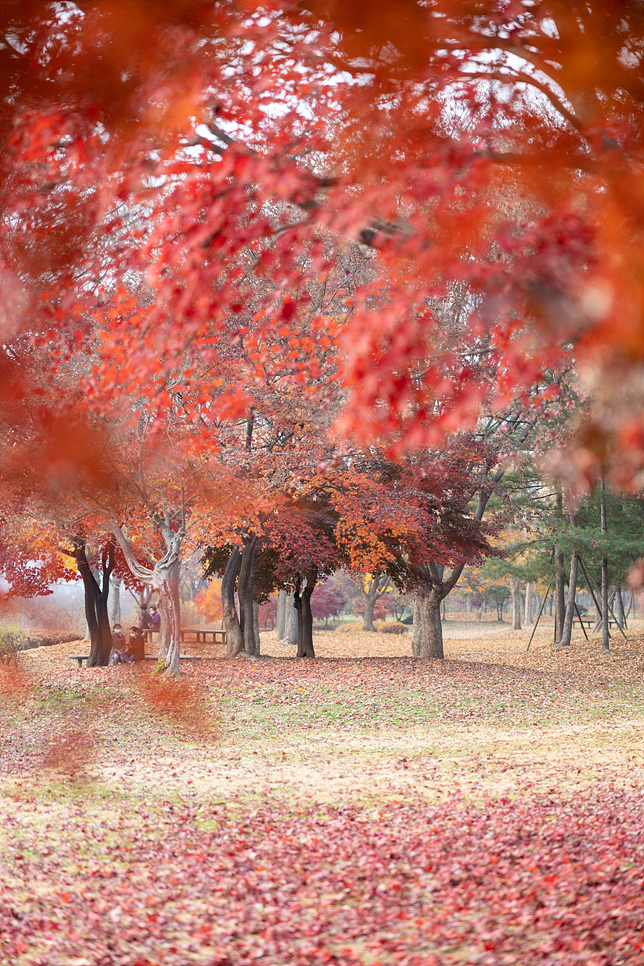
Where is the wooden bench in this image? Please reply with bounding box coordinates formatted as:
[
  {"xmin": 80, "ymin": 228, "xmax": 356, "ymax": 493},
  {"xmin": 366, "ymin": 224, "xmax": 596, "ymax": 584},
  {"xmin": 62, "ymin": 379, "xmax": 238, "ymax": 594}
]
[
  {"xmin": 573, "ymin": 618, "xmax": 618, "ymax": 629},
  {"xmin": 69, "ymin": 654, "xmax": 90, "ymax": 668}
]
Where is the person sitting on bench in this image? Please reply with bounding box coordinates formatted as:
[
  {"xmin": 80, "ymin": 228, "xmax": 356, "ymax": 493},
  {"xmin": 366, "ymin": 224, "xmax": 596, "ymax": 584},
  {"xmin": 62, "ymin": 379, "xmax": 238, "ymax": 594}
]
[
  {"xmin": 128, "ymin": 625, "xmax": 146, "ymax": 663},
  {"xmin": 110, "ymin": 623, "xmax": 132, "ymax": 665},
  {"xmin": 140, "ymin": 604, "xmax": 161, "ymax": 630}
]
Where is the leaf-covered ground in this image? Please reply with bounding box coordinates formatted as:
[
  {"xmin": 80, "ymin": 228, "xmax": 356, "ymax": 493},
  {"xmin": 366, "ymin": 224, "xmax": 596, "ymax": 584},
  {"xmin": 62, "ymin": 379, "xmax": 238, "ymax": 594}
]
[{"xmin": 2, "ymin": 632, "xmax": 644, "ymax": 965}]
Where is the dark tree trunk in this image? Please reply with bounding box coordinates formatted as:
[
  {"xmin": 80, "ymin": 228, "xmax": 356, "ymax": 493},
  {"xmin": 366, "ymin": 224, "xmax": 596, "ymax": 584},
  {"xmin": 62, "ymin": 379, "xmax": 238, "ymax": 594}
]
[
  {"xmin": 238, "ymin": 534, "xmax": 257, "ymax": 656},
  {"xmin": 294, "ymin": 572, "xmax": 317, "ymax": 658},
  {"xmin": 222, "ymin": 546, "xmax": 243, "ymax": 656},
  {"xmin": 510, "ymin": 576, "xmax": 522, "ymax": 630},
  {"xmin": 66, "ymin": 537, "xmax": 114, "ymax": 667}
]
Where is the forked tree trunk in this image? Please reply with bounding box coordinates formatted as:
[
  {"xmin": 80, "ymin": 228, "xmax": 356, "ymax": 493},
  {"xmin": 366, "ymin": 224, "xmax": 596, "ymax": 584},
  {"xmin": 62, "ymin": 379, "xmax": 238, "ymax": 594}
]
[
  {"xmin": 362, "ymin": 575, "xmax": 390, "ymax": 631},
  {"xmin": 510, "ymin": 576, "xmax": 522, "ymax": 630},
  {"xmin": 64, "ymin": 537, "xmax": 114, "ymax": 666},
  {"xmin": 294, "ymin": 572, "xmax": 317, "ymax": 658},
  {"xmin": 556, "ymin": 551, "xmax": 579, "ymax": 649},
  {"xmin": 222, "ymin": 547, "xmax": 243, "ymax": 656},
  {"xmin": 109, "ymin": 522, "xmax": 184, "ymax": 676}
]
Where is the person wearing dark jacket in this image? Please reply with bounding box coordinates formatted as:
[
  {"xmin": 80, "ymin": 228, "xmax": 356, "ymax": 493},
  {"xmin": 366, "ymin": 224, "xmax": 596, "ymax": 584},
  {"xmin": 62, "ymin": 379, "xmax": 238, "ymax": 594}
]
[{"xmin": 128, "ymin": 626, "xmax": 146, "ymax": 663}]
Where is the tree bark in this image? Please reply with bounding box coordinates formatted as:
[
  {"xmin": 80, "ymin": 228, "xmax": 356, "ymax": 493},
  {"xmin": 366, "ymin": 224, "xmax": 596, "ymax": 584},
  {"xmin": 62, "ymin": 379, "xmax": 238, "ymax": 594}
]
[
  {"xmin": 294, "ymin": 572, "xmax": 317, "ymax": 658},
  {"xmin": 615, "ymin": 585, "xmax": 625, "ymax": 629},
  {"xmin": 411, "ymin": 597, "xmax": 421, "ymax": 657},
  {"xmin": 277, "ymin": 589, "xmax": 286, "ymax": 640},
  {"xmin": 510, "ymin": 576, "xmax": 522, "ymax": 630},
  {"xmin": 253, "ymin": 600, "xmax": 261, "ymax": 656},
  {"xmin": 222, "ymin": 546, "xmax": 243, "ymax": 656},
  {"xmin": 63, "ymin": 537, "xmax": 114, "ymax": 666},
  {"xmin": 554, "ymin": 484, "xmax": 567, "ymax": 642},
  {"xmin": 285, "ymin": 591, "xmax": 298, "ymax": 644},
  {"xmin": 238, "ymin": 534, "xmax": 257, "ymax": 656},
  {"xmin": 556, "ymin": 552, "xmax": 579, "ymax": 648},
  {"xmin": 362, "ymin": 575, "xmax": 390, "ymax": 631},
  {"xmin": 109, "ymin": 574, "xmax": 121, "ymax": 625},
  {"xmin": 108, "ymin": 521, "xmax": 184, "ymax": 675},
  {"xmin": 524, "ymin": 581, "xmax": 533, "ymax": 624},
  {"xmin": 600, "ymin": 480, "xmax": 610, "ymax": 653},
  {"xmin": 413, "ymin": 587, "xmax": 445, "ymax": 659}
]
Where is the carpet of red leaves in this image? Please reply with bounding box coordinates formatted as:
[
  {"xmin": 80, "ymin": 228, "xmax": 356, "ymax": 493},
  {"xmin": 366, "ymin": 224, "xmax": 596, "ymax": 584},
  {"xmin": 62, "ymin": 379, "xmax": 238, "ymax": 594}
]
[
  {"xmin": 2, "ymin": 792, "xmax": 644, "ymax": 965},
  {"xmin": 1, "ymin": 653, "xmax": 644, "ymax": 965}
]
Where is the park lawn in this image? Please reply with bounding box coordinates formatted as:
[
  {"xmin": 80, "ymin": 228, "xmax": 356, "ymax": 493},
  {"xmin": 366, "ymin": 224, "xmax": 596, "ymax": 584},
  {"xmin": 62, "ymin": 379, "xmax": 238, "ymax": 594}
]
[{"xmin": 1, "ymin": 651, "xmax": 644, "ymax": 965}]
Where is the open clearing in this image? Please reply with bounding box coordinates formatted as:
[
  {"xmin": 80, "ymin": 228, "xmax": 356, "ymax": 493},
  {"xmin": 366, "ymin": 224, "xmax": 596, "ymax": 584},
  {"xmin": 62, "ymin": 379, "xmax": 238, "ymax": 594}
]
[{"xmin": 2, "ymin": 621, "xmax": 644, "ymax": 965}]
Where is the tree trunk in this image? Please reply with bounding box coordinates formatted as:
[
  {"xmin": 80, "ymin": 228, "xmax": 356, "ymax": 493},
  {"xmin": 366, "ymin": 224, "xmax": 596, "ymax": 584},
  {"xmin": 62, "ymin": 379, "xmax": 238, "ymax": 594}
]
[
  {"xmin": 285, "ymin": 591, "xmax": 298, "ymax": 644},
  {"xmin": 156, "ymin": 556, "xmax": 182, "ymax": 675},
  {"xmin": 362, "ymin": 575, "xmax": 389, "ymax": 631},
  {"xmin": 411, "ymin": 597, "xmax": 421, "ymax": 657},
  {"xmin": 222, "ymin": 546, "xmax": 243, "ymax": 656},
  {"xmin": 109, "ymin": 575, "xmax": 121, "ymax": 625},
  {"xmin": 294, "ymin": 572, "xmax": 316, "ymax": 658},
  {"xmin": 601, "ymin": 480, "xmax": 610, "ymax": 653},
  {"xmin": 524, "ymin": 581, "xmax": 533, "ymax": 624},
  {"xmin": 615, "ymin": 585, "xmax": 625, "ymax": 629},
  {"xmin": 510, "ymin": 576, "xmax": 522, "ymax": 630},
  {"xmin": 557, "ymin": 552, "xmax": 579, "ymax": 648},
  {"xmin": 277, "ymin": 589, "xmax": 287, "ymax": 639},
  {"xmin": 413, "ymin": 587, "xmax": 445, "ymax": 659},
  {"xmin": 64, "ymin": 537, "xmax": 114, "ymax": 667},
  {"xmin": 253, "ymin": 600, "xmax": 261, "ymax": 656},
  {"xmin": 238, "ymin": 534, "xmax": 257, "ymax": 656}
]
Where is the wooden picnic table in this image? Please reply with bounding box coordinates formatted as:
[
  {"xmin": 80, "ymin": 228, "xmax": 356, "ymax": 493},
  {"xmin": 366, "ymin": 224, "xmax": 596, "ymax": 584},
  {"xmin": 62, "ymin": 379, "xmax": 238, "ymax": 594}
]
[
  {"xmin": 573, "ymin": 618, "xmax": 618, "ymax": 629},
  {"xmin": 141, "ymin": 626, "xmax": 227, "ymax": 645}
]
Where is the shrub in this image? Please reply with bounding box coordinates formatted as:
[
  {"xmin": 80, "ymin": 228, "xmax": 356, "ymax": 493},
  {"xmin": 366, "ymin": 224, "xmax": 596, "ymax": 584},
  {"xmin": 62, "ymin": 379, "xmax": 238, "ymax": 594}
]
[{"xmin": 374, "ymin": 621, "xmax": 409, "ymax": 634}]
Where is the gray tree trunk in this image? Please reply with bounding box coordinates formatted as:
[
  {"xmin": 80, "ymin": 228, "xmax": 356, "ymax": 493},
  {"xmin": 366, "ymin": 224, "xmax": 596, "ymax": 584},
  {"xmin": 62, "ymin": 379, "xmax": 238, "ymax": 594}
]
[
  {"xmin": 222, "ymin": 547, "xmax": 244, "ymax": 657},
  {"xmin": 362, "ymin": 575, "xmax": 390, "ymax": 631},
  {"xmin": 285, "ymin": 591, "xmax": 298, "ymax": 644},
  {"xmin": 510, "ymin": 576, "xmax": 522, "ymax": 630},
  {"xmin": 277, "ymin": 589, "xmax": 287, "ymax": 640},
  {"xmin": 411, "ymin": 597, "xmax": 421, "ymax": 657},
  {"xmin": 238, "ymin": 534, "xmax": 257, "ymax": 656},
  {"xmin": 413, "ymin": 588, "xmax": 445, "ymax": 659},
  {"xmin": 109, "ymin": 575, "xmax": 122, "ymax": 624},
  {"xmin": 253, "ymin": 600, "xmax": 261, "ymax": 656},
  {"xmin": 524, "ymin": 581, "xmax": 533, "ymax": 624},
  {"xmin": 557, "ymin": 552, "xmax": 579, "ymax": 648},
  {"xmin": 601, "ymin": 480, "xmax": 610, "ymax": 653},
  {"xmin": 615, "ymin": 585, "xmax": 625, "ymax": 629}
]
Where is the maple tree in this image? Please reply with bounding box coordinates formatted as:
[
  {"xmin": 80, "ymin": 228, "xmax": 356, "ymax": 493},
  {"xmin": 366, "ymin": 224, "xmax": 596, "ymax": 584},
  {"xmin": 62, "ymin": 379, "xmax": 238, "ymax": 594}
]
[{"xmin": 2, "ymin": 0, "xmax": 643, "ymax": 481}]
